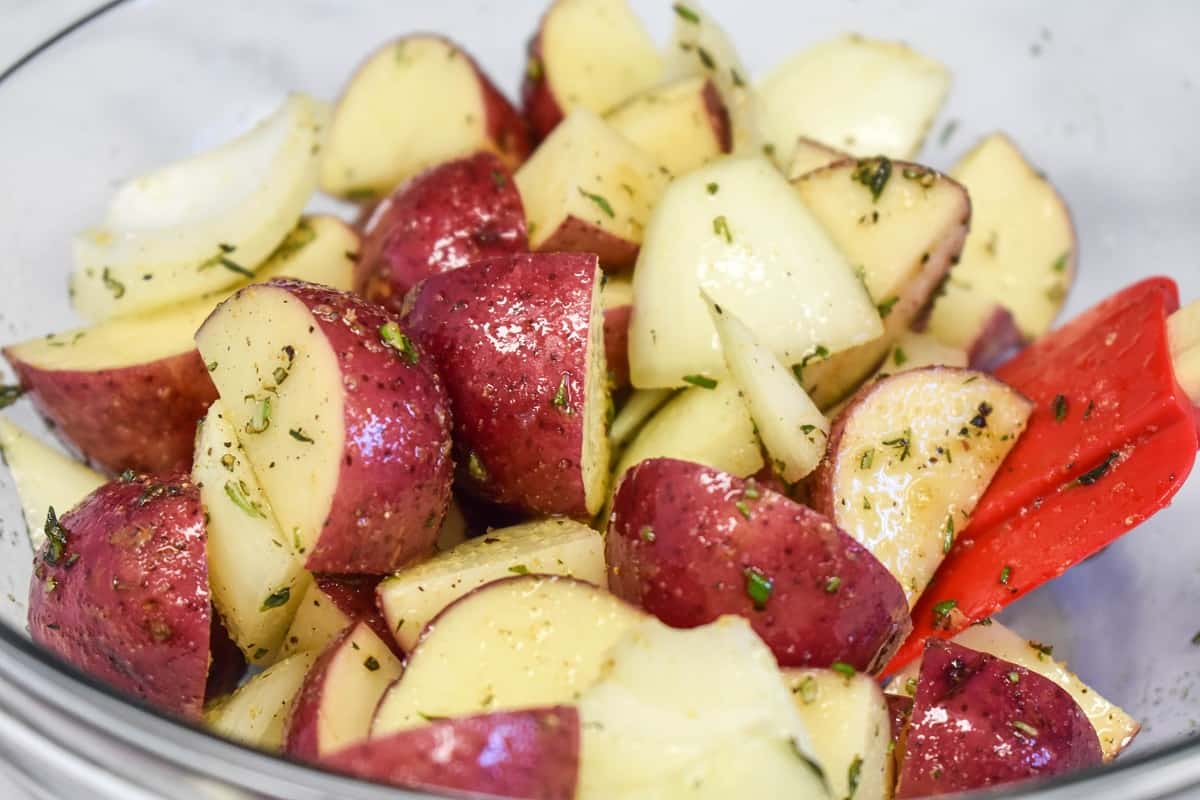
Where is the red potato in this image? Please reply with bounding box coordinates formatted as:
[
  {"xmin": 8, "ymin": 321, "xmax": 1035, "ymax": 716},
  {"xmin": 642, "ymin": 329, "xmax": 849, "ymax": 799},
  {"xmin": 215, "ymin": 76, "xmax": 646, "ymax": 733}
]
[
  {"xmin": 284, "ymin": 621, "xmax": 404, "ymax": 761},
  {"xmin": 521, "ymin": 0, "xmax": 662, "ymax": 140},
  {"xmin": 919, "ymin": 283, "xmax": 1026, "ymax": 370},
  {"xmin": 278, "ymin": 575, "xmax": 397, "ymax": 662},
  {"xmin": 320, "ymin": 35, "xmax": 529, "ymax": 201},
  {"xmin": 604, "ymin": 76, "xmax": 731, "ymax": 175},
  {"xmin": 27, "ymin": 473, "xmax": 212, "ymax": 719},
  {"xmin": 196, "ymin": 279, "xmax": 453, "ymax": 574},
  {"xmin": 886, "ymin": 693, "xmax": 914, "ymax": 742},
  {"xmin": 356, "ymin": 152, "xmax": 528, "ymax": 314},
  {"xmin": 896, "ymin": 640, "xmax": 1102, "ymax": 798},
  {"xmin": 600, "ymin": 273, "xmax": 632, "ymax": 389},
  {"xmin": 5, "ymin": 216, "xmax": 359, "ymax": 474},
  {"xmin": 322, "ymin": 707, "xmax": 579, "ymax": 800},
  {"xmin": 404, "ymin": 252, "xmax": 610, "ymax": 518},
  {"xmin": 607, "ymin": 458, "xmax": 910, "ymax": 673}
]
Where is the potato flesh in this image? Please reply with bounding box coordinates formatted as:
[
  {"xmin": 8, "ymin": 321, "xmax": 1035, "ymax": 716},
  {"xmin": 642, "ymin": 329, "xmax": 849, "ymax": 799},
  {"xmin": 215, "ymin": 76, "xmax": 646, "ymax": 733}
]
[
  {"xmin": 756, "ymin": 34, "xmax": 948, "ymax": 159},
  {"xmin": 609, "ymin": 388, "xmax": 674, "ymax": 448},
  {"xmin": 599, "ymin": 272, "xmax": 633, "ymax": 310},
  {"xmin": 277, "ymin": 580, "xmax": 354, "ymax": 662},
  {"xmin": 785, "ymin": 669, "xmax": 893, "ymax": 800},
  {"xmin": 577, "ymin": 617, "xmax": 828, "ymax": 799},
  {"xmin": 13, "ymin": 216, "xmax": 357, "ymax": 372},
  {"xmin": 823, "ymin": 332, "xmax": 970, "ymax": 420},
  {"xmin": 613, "ymin": 381, "xmax": 761, "ymax": 485},
  {"xmin": 787, "ymin": 138, "xmax": 845, "ymax": 180},
  {"xmin": 371, "ymin": 576, "xmax": 644, "ymax": 736},
  {"xmin": 540, "ymin": 0, "xmax": 662, "ymax": 117},
  {"xmin": 377, "ymin": 518, "xmax": 605, "ymax": 652},
  {"xmin": 582, "ymin": 277, "xmax": 613, "ymax": 514},
  {"xmin": 312, "ymin": 624, "xmax": 404, "ymax": 754},
  {"xmin": 831, "ymin": 370, "xmax": 1032, "ymax": 605},
  {"xmin": 194, "ymin": 400, "xmax": 310, "ymax": 663},
  {"xmin": 0, "ymin": 418, "xmax": 103, "ymax": 549},
  {"xmin": 707, "ymin": 299, "xmax": 827, "ymax": 482},
  {"xmin": 72, "ymin": 94, "xmax": 326, "ymax": 321},
  {"xmin": 925, "ymin": 283, "xmax": 1014, "ymax": 352},
  {"xmin": 606, "ymin": 77, "xmax": 725, "ymax": 175},
  {"xmin": 515, "ymin": 108, "xmax": 667, "ymax": 252},
  {"xmin": 1168, "ymin": 301, "xmax": 1200, "ymax": 402},
  {"xmin": 205, "ymin": 650, "xmax": 318, "ymax": 752},
  {"xmin": 629, "ymin": 156, "xmax": 881, "ymax": 388},
  {"xmin": 196, "ymin": 285, "xmax": 343, "ymax": 557},
  {"xmin": 886, "ymin": 620, "xmax": 1139, "ymax": 762},
  {"xmin": 320, "ymin": 37, "xmax": 491, "ymax": 198},
  {"xmin": 931, "ymin": 133, "xmax": 1076, "ymax": 339}
]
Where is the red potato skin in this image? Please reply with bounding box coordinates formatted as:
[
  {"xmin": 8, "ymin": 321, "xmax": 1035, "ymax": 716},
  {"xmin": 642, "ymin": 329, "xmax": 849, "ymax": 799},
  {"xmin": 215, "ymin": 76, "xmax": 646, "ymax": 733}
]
[
  {"xmin": 322, "ymin": 707, "xmax": 580, "ymax": 800},
  {"xmin": 965, "ymin": 305, "xmax": 1026, "ymax": 371},
  {"xmin": 886, "ymin": 693, "xmax": 914, "ymax": 743},
  {"xmin": 357, "ymin": 152, "xmax": 528, "ymax": 314},
  {"xmin": 603, "ymin": 303, "xmax": 631, "ymax": 389},
  {"xmin": 896, "ymin": 640, "xmax": 1102, "ymax": 798},
  {"xmin": 206, "ymin": 279, "xmax": 454, "ymax": 575},
  {"xmin": 206, "ymin": 615, "xmax": 247, "ymax": 700},
  {"xmin": 5, "ymin": 349, "xmax": 216, "ymax": 475},
  {"xmin": 701, "ymin": 80, "xmax": 734, "ymax": 155},
  {"xmin": 520, "ymin": 31, "xmax": 562, "ymax": 142},
  {"xmin": 535, "ymin": 216, "xmax": 641, "ymax": 270},
  {"xmin": 607, "ymin": 458, "xmax": 911, "ymax": 673},
  {"xmin": 27, "ymin": 473, "xmax": 211, "ymax": 719},
  {"xmin": 404, "ymin": 253, "xmax": 601, "ymax": 518},
  {"xmin": 311, "ymin": 575, "xmax": 402, "ymax": 659}
]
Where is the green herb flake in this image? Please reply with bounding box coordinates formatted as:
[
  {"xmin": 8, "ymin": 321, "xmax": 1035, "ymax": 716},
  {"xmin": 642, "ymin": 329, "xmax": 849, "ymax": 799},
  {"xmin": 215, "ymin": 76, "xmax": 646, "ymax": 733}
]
[
  {"xmin": 364, "ymin": 655, "xmax": 381, "ymax": 671},
  {"xmin": 525, "ymin": 56, "xmax": 543, "ymax": 82},
  {"xmin": 219, "ymin": 257, "xmax": 254, "ymax": 278},
  {"xmin": 794, "ymin": 675, "xmax": 818, "ymax": 703},
  {"xmin": 712, "ymin": 215, "xmax": 733, "ymax": 243},
  {"xmin": 734, "ymin": 500, "xmax": 752, "ymax": 519},
  {"xmin": 1191, "ymin": 631, "xmax": 1200, "ymax": 646},
  {"xmin": 893, "ymin": 347, "xmax": 909, "ymax": 367},
  {"xmin": 119, "ymin": 469, "xmax": 136, "ymax": 482},
  {"xmin": 206, "ymin": 361, "xmax": 219, "ymax": 373},
  {"xmin": 852, "ymin": 156, "xmax": 893, "ymax": 201},
  {"xmin": 938, "ymin": 119, "xmax": 959, "ymax": 147},
  {"xmin": 43, "ymin": 506, "xmax": 70, "ymax": 566},
  {"xmin": 379, "ymin": 321, "xmax": 419, "ymax": 364},
  {"xmin": 1072, "ymin": 451, "xmax": 1119, "ymax": 487},
  {"xmin": 490, "ymin": 169, "xmax": 508, "ymax": 189},
  {"xmin": 639, "ymin": 525, "xmax": 656, "ymax": 543},
  {"xmin": 1007, "ymin": 670, "xmax": 1021, "ymax": 684},
  {"xmin": 706, "ymin": 182, "xmax": 719, "ymax": 195},
  {"xmin": 245, "ymin": 397, "xmax": 272, "ymax": 434},
  {"xmin": 1000, "ymin": 565, "xmax": 1012, "ymax": 585},
  {"xmin": 932, "ymin": 599, "xmax": 958, "ymax": 627},
  {"xmin": 744, "ymin": 567, "xmax": 773, "ymax": 610},
  {"xmin": 1011, "ymin": 720, "xmax": 1039, "ymax": 738},
  {"xmin": 862, "ymin": 496, "xmax": 872, "ymax": 510},
  {"xmin": 289, "ymin": 428, "xmax": 314, "ymax": 444},
  {"xmin": 508, "ymin": 564, "xmax": 529, "ymax": 575},
  {"xmin": 696, "ymin": 46, "xmax": 716, "ymax": 70},
  {"xmin": 743, "ymin": 479, "xmax": 760, "ymax": 499},
  {"xmin": 101, "ymin": 268, "xmax": 126, "ymax": 299},
  {"xmin": 253, "ymin": 647, "xmax": 269, "ymax": 661},
  {"xmin": 882, "ymin": 430, "xmax": 912, "ymax": 461},
  {"xmin": 730, "ymin": 68, "xmax": 745, "ymax": 87},
  {"xmin": 876, "ymin": 296, "xmax": 900, "ymax": 318},
  {"xmin": 942, "ymin": 516, "xmax": 956, "ymax": 554},
  {"xmin": 273, "ymin": 366, "xmax": 289, "ymax": 386},
  {"xmin": 790, "ymin": 739, "xmax": 826, "ymax": 783},
  {"xmin": 220, "ymin": 453, "xmax": 237, "ymax": 471},
  {"xmin": 831, "ymin": 661, "xmax": 856, "ymax": 678},
  {"xmin": 672, "ymin": 3, "xmax": 700, "ymax": 23},
  {"xmin": 269, "ymin": 221, "xmax": 316, "ymax": 261},
  {"xmin": 682, "ymin": 374, "xmax": 718, "ymax": 390},
  {"xmin": 1029, "ymin": 641, "xmax": 1054, "ymax": 659},
  {"xmin": 577, "ymin": 187, "xmax": 615, "ymax": 218},
  {"xmin": 1052, "ymin": 251, "xmax": 1070, "ymax": 273},
  {"xmin": 792, "ymin": 344, "xmax": 830, "ymax": 383},
  {"xmin": 904, "ymin": 678, "xmax": 918, "ymax": 696},
  {"xmin": 1052, "ymin": 394, "xmax": 1069, "ymax": 422},
  {"xmin": 847, "ymin": 755, "xmax": 863, "ymax": 799},
  {"xmin": 225, "ymin": 481, "xmax": 267, "ymax": 518},
  {"xmin": 552, "ymin": 374, "xmax": 571, "ymax": 412},
  {"xmin": 467, "ymin": 452, "xmax": 490, "ymax": 483},
  {"xmin": 0, "ymin": 385, "xmax": 25, "ymax": 410},
  {"xmin": 860, "ymin": 448, "xmax": 875, "ymax": 470},
  {"xmin": 825, "ymin": 576, "xmax": 842, "ymax": 594},
  {"xmin": 260, "ymin": 587, "xmax": 291, "ymax": 611}
]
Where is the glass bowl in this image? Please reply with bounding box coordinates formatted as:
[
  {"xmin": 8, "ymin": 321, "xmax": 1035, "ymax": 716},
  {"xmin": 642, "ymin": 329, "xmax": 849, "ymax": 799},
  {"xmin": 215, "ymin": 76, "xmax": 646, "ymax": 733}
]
[{"xmin": 0, "ymin": 1, "xmax": 1198, "ymax": 797}]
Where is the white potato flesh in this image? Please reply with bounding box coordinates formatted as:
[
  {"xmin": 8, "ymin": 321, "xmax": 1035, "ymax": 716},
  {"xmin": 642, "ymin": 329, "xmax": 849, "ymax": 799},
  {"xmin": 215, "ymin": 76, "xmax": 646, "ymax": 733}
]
[
  {"xmin": 609, "ymin": 388, "xmax": 674, "ymax": 448},
  {"xmin": 577, "ymin": 617, "xmax": 828, "ymax": 800},
  {"xmin": 538, "ymin": 0, "xmax": 662, "ymax": 117},
  {"xmin": 600, "ymin": 272, "xmax": 633, "ymax": 311},
  {"xmin": 613, "ymin": 381, "xmax": 761, "ymax": 485},
  {"xmin": 629, "ymin": 156, "xmax": 881, "ymax": 388},
  {"xmin": 72, "ymin": 94, "xmax": 326, "ymax": 321},
  {"xmin": 785, "ymin": 669, "xmax": 893, "ymax": 800},
  {"xmin": 371, "ymin": 576, "xmax": 644, "ymax": 736},
  {"xmin": 829, "ymin": 369, "xmax": 1031, "ymax": 605},
  {"xmin": 756, "ymin": 34, "xmax": 949, "ymax": 159},
  {"xmin": 924, "ymin": 284, "xmax": 1018, "ymax": 354},
  {"xmin": 662, "ymin": 2, "xmax": 759, "ymax": 155},
  {"xmin": 205, "ymin": 650, "xmax": 318, "ymax": 752},
  {"xmin": 0, "ymin": 418, "xmax": 103, "ymax": 550},
  {"xmin": 377, "ymin": 518, "xmax": 605, "ymax": 652},
  {"xmin": 196, "ymin": 285, "xmax": 343, "ymax": 558},
  {"xmin": 515, "ymin": 108, "xmax": 668, "ymax": 253},
  {"xmin": 320, "ymin": 37, "xmax": 495, "ymax": 199},
  {"xmin": 13, "ymin": 216, "xmax": 356, "ymax": 372},
  {"xmin": 606, "ymin": 77, "xmax": 726, "ymax": 176},
  {"xmin": 883, "ymin": 331, "xmax": 969, "ymax": 374},
  {"xmin": 582, "ymin": 276, "xmax": 613, "ymax": 514},
  {"xmin": 788, "ymin": 138, "xmax": 846, "ymax": 180},
  {"xmin": 706, "ymin": 297, "xmax": 827, "ymax": 483},
  {"xmin": 793, "ymin": 159, "xmax": 970, "ymax": 408},
  {"xmin": 194, "ymin": 400, "xmax": 310, "ymax": 664},
  {"xmin": 304, "ymin": 623, "xmax": 404, "ymax": 755},
  {"xmin": 886, "ymin": 620, "xmax": 1139, "ymax": 761},
  {"xmin": 277, "ymin": 580, "xmax": 355, "ymax": 662},
  {"xmin": 1169, "ymin": 302, "xmax": 1200, "ymax": 403},
  {"xmin": 434, "ymin": 499, "xmax": 469, "ymax": 553},
  {"xmin": 930, "ymin": 133, "xmax": 1076, "ymax": 340}
]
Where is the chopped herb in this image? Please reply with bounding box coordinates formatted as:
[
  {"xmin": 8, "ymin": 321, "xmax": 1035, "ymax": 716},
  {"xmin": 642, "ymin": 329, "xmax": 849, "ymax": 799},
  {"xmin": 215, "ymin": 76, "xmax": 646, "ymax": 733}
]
[
  {"xmin": 712, "ymin": 215, "xmax": 733, "ymax": 243},
  {"xmin": 744, "ymin": 567, "xmax": 773, "ymax": 610},
  {"xmin": 863, "ymin": 496, "xmax": 872, "ymax": 510},
  {"xmin": 792, "ymin": 344, "xmax": 830, "ymax": 383},
  {"xmin": 1084, "ymin": 400, "xmax": 1095, "ymax": 420},
  {"xmin": 730, "ymin": 67, "xmax": 745, "ymax": 87},
  {"xmin": 101, "ymin": 268, "xmax": 126, "ymax": 299},
  {"xmin": 1046, "ymin": 283, "xmax": 1067, "ymax": 303},
  {"xmin": 1052, "ymin": 251, "xmax": 1070, "ymax": 273},
  {"xmin": 508, "ymin": 564, "xmax": 529, "ymax": 575},
  {"xmin": 696, "ymin": 46, "xmax": 716, "ymax": 70},
  {"xmin": 762, "ymin": 143, "xmax": 777, "ymax": 159},
  {"xmin": 219, "ymin": 257, "xmax": 254, "ymax": 278},
  {"xmin": 417, "ymin": 712, "xmax": 447, "ymax": 722},
  {"xmin": 1072, "ymin": 451, "xmax": 1119, "ymax": 487},
  {"xmin": 43, "ymin": 507, "xmax": 70, "ymax": 565},
  {"xmin": 1011, "ymin": 720, "xmax": 1039, "ymax": 738},
  {"xmin": 0, "ymin": 385, "xmax": 24, "ymax": 409},
  {"xmin": 490, "ymin": 169, "xmax": 507, "ymax": 188},
  {"xmin": 790, "ymin": 739, "xmax": 826, "ymax": 783},
  {"xmin": 245, "ymin": 397, "xmax": 271, "ymax": 434},
  {"xmin": 671, "ymin": 3, "xmax": 700, "ymax": 22},
  {"xmin": 876, "ymin": 296, "xmax": 900, "ymax": 318},
  {"xmin": 743, "ymin": 479, "xmax": 760, "ymax": 499},
  {"xmin": 1007, "ymin": 671, "xmax": 1021, "ymax": 684},
  {"xmin": 206, "ymin": 361, "xmax": 219, "ymax": 373},
  {"xmin": 577, "ymin": 187, "xmax": 614, "ymax": 218},
  {"xmin": 379, "ymin": 321, "xmax": 419, "ymax": 364},
  {"xmin": 970, "ymin": 401, "xmax": 994, "ymax": 429},
  {"xmin": 1000, "ymin": 565, "xmax": 1012, "ymax": 585},
  {"xmin": 794, "ymin": 675, "xmax": 818, "ymax": 703},
  {"xmin": 119, "ymin": 469, "xmax": 136, "ymax": 482},
  {"xmin": 639, "ymin": 525, "xmax": 656, "ymax": 543},
  {"xmin": 938, "ymin": 119, "xmax": 959, "ymax": 147},
  {"xmin": 942, "ymin": 515, "xmax": 956, "ymax": 554},
  {"xmin": 706, "ymin": 182, "xmax": 719, "ymax": 195},
  {"xmin": 260, "ymin": 587, "xmax": 291, "ymax": 611},
  {"xmin": 734, "ymin": 500, "xmax": 752, "ymax": 519},
  {"xmin": 525, "ymin": 56, "xmax": 542, "ymax": 82},
  {"xmin": 932, "ymin": 599, "xmax": 958, "ymax": 627},
  {"xmin": 825, "ymin": 576, "xmax": 842, "ymax": 594},
  {"xmin": 225, "ymin": 480, "xmax": 266, "ymax": 518},
  {"xmin": 344, "ymin": 187, "xmax": 377, "ymax": 202},
  {"xmin": 552, "ymin": 374, "xmax": 571, "ymax": 412},
  {"xmin": 852, "ymin": 156, "xmax": 892, "ymax": 201},
  {"xmin": 800, "ymin": 424, "xmax": 819, "ymax": 436},
  {"xmin": 268, "ymin": 221, "xmax": 316, "ymax": 261},
  {"xmin": 901, "ymin": 166, "xmax": 937, "ymax": 188},
  {"xmin": 963, "ymin": 375, "xmax": 979, "ymax": 385},
  {"xmin": 682, "ymin": 374, "xmax": 718, "ymax": 389},
  {"xmin": 831, "ymin": 661, "xmax": 855, "ymax": 678},
  {"xmin": 1029, "ymin": 641, "xmax": 1054, "ymax": 659},
  {"xmin": 1192, "ymin": 631, "xmax": 1200, "ymax": 646},
  {"xmin": 847, "ymin": 755, "xmax": 863, "ymax": 799},
  {"xmin": 860, "ymin": 448, "xmax": 875, "ymax": 470},
  {"xmin": 253, "ymin": 647, "xmax": 269, "ymax": 661},
  {"xmin": 893, "ymin": 347, "xmax": 909, "ymax": 367},
  {"xmin": 904, "ymin": 678, "xmax": 918, "ymax": 696},
  {"xmin": 289, "ymin": 428, "xmax": 314, "ymax": 444},
  {"xmin": 882, "ymin": 430, "xmax": 912, "ymax": 461},
  {"xmin": 364, "ymin": 655, "xmax": 381, "ymax": 671},
  {"xmin": 467, "ymin": 452, "xmax": 489, "ymax": 483},
  {"xmin": 1052, "ymin": 394, "xmax": 1069, "ymax": 422}
]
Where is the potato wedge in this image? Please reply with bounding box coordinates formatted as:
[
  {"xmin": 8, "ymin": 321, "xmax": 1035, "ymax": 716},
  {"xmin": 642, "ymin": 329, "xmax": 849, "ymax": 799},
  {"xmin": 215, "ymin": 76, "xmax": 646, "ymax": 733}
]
[
  {"xmin": 371, "ymin": 576, "xmax": 644, "ymax": 736},
  {"xmin": 920, "ymin": 284, "xmax": 1025, "ymax": 370},
  {"xmin": 886, "ymin": 620, "xmax": 1138, "ymax": 761},
  {"xmin": 810, "ymin": 368, "xmax": 1033, "ymax": 605},
  {"xmin": 785, "ymin": 669, "xmax": 894, "ymax": 800},
  {"xmin": 377, "ymin": 518, "xmax": 604, "ymax": 652},
  {"xmin": 0, "ymin": 417, "xmax": 103, "ymax": 549},
  {"xmin": 1170, "ymin": 300, "xmax": 1200, "ymax": 402},
  {"xmin": 608, "ymin": 388, "xmax": 674, "ymax": 449},
  {"xmin": 757, "ymin": 34, "xmax": 949, "ymax": 159},
  {"xmin": 72, "ymin": 94, "xmax": 325, "ymax": 321},
  {"xmin": 205, "ymin": 650, "xmax": 318, "ymax": 752},
  {"xmin": 576, "ymin": 616, "xmax": 828, "ymax": 799},
  {"xmin": 284, "ymin": 622, "xmax": 403, "ymax": 760},
  {"xmin": 787, "ymin": 137, "xmax": 846, "ymax": 180},
  {"xmin": 515, "ymin": 109, "xmax": 667, "ymax": 268},
  {"xmin": 606, "ymin": 76, "xmax": 731, "ymax": 175},
  {"xmin": 600, "ymin": 272, "xmax": 633, "ymax": 388},
  {"xmin": 629, "ymin": 155, "xmax": 881, "ymax": 388},
  {"xmin": 320, "ymin": 36, "xmax": 529, "ymax": 200},
  {"xmin": 278, "ymin": 576, "xmax": 394, "ymax": 663}
]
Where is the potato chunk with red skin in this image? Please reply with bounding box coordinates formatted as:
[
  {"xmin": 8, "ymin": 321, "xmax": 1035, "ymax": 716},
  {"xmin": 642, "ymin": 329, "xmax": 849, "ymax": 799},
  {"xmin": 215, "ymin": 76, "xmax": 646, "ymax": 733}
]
[
  {"xmin": 404, "ymin": 252, "xmax": 609, "ymax": 518},
  {"xmin": 607, "ymin": 458, "xmax": 910, "ymax": 672},
  {"xmin": 357, "ymin": 152, "xmax": 527, "ymax": 314},
  {"xmin": 28, "ymin": 473, "xmax": 212, "ymax": 719},
  {"xmin": 896, "ymin": 640, "xmax": 1102, "ymax": 798}
]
